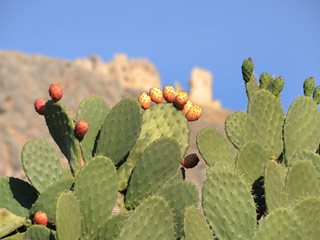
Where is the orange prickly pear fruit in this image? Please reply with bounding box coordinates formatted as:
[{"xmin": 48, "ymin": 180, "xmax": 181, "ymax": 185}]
[
  {"xmin": 149, "ymin": 87, "xmax": 164, "ymax": 104},
  {"xmin": 49, "ymin": 83, "xmax": 63, "ymax": 101},
  {"xmin": 33, "ymin": 211, "xmax": 48, "ymax": 226},
  {"xmin": 34, "ymin": 98, "xmax": 46, "ymax": 115},
  {"xmin": 182, "ymin": 100, "xmax": 193, "ymax": 115},
  {"xmin": 75, "ymin": 120, "xmax": 89, "ymax": 139},
  {"xmin": 174, "ymin": 90, "xmax": 188, "ymax": 107},
  {"xmin": 186, "ymin": 104, "xmax": 202, "ymax": 121},
  {"xmin": 138, "ymin": 92, "xmax": 152, "ymax": 109},
  {"xmin": 162, "ymin": 86, "xmax": 176, "ymax": 102}
]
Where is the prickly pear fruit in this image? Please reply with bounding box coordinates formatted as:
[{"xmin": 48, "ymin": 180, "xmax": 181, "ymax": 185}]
[
  {"xmin": 75, "ymin": 120, "xmax": 89, "ymax": 139},
  {"xmin": 182, "ymin": 100, "xmax": 193, "ymax": 115},
  {"xmin": 34, "ymin": 98, "xmax": 46, "ymax": 115},
  {"xmin": 163, "ymin": 86, "xmax": 176, "ymax": 103},
  {"xmin": 33, "ymin": 211, "xmax": 48, "ymax": 226},
  {"xmin": 149, "ymin": 87, "xmax": 164, "ymax": 104},
  {"xmin": 313, "ymin": 86, "xmax": 320, "ymax": 104},
  {"xmin": 242, "ymin": 57, "xmax": 254, "ymax": 82},
  {"xmin": 138, "ymin": 92, "xmax": 152, "ymax": 109},
  {"xmin": 186, "ymin": 104, "xmax": 201, "ymax": 121},
  {"xmin": 174, "ymin": 91, "xmax": 188, "ymax": 107},
  {"xmin": 303, "ymin": 77, "xmax": 315, "ymax": 97},
  {"xmin": 180, "ymin": 153, "xmax": 199, "ymax": 168},
  {"xmin": 49, "ymin": 83, "xmax": 63, "ymax": 101}
]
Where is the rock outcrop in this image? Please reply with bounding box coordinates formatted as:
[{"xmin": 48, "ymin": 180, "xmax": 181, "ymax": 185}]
[{"xmin": 0, "ymin": 51, "xmax": 231, "ymax": 188}]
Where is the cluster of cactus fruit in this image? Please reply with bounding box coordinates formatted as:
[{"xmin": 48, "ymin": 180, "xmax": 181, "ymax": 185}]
[{"xmin": 1, "ymin": 58, "xmax": 320, "ymax": 240}]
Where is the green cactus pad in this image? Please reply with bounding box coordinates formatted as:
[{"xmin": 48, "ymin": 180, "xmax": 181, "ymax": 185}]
[
  {"xmin": 2, "ymin": 233, "xmax": 25, "ymax": 240},
  {"xmin": 21, "ymin": 139, "xmax": 63, "ymax": 193},
  {"xmin": 285, "ymin": 160, "xmax": 319, "ymax": 204},
  {"xmin": 56, "ymin": 192, "xmax": 81, "ymax": 240},
  {"xmin": 96, "ymin": 99, "xmax": 142, "ymax": 165},
  {"xmin": 24, "ymin": 225, "xmax": 54, "ymax": 240},
  {"xmin": 253, "ymin": 208, "xmax": 302, "ymax": 240},
  {"xmin": 0, "ymin": 177, "xmax": 38, "ymax": 217},
  {"xmin": 44, "ymin": 100, "xmax": 81, "ymax": 174},
  {"xmin": 197, "ymin": 128, "xmax": 236, "ymax": 169},
  {"xmin": 74, "ymin": 156, "xmax": 117, "ymax": 240},
  {"xmin": 284, "ymin": 96, "xmax": 320, "ymax": 164},
  {"xmin": 248, "ymin": 90, "xmax": 284, "ymax": 158},
  {"xmin": 264, "ymin": 161, "xmax": 288, "ymax": 212},
  {"xmin": 184, "ymin": 205, "xmax": 213, "ymax": 240},
  {"xmin": 270, "ymin": 76, "xmax": 284, "ymax": 97},
  {"xmin": 94, "ymin": 212, "xmax": 131, "ymax": 240},
  {"xmin": 225, "ymin": 112, "xmax": 250, "ymax": 149},
  {"xmin": 76, "ymin": 96, "xmax": 110, "ymax": 162},
  {"xmin": 292, "ymin": 197, "xmax": 320, "ymax": 240},
  {"xmin": 0, "ymin": 208, "xmax": 26, "ymax": 238},
  {"xmin": 236, "ymin": 141, "xmax": 270, "ymax": 186},
  {"xmin": 125, "ymin": 138, "xmax": 181, "ymax": 208},
  {"xmin": 291, "ymin": 150, "xmax": 320, "ymax": 176},
  {"xmin": 118, "ymin": 196, "xmax": 175, "ymax": 240},
  {"xmin": 259, "ymin": 73, "xmax": 273, "ymax": 90},
  {"xmin": 203, "ymin": 169, "xmax": 256, "ymax": 240},
  {"xmin": 158, "ymin": 181, "xmax": 199, "ymax": 238},
  {"xmin": 118, "ymin": 103, "xmax": 190, "ymax": 191},
  {"xmin": 303, "ymin": 77, "xmax": 315, "ymax": 97},
  {"xmin": 30, "ymin": 177, "xmax": 74, "ymax": 223}
]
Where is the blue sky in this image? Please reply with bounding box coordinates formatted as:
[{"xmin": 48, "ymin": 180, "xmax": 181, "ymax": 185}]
[{"xmin": 0, "ymin": 0, "xmax": 319, "ymax": 111}]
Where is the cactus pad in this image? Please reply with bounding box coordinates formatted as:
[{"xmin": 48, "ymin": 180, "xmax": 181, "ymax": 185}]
[
  {"xmin": 203, "ymin": 169, "xmax": 256, "ymax": 240},
  {"xmin": 76, "ymin": 96, "xmax": 110, "ymax": 162},
  {"xmin": 118, "ymin": 196, "xmax": 175, "ymax": 240},
  {"xmin": 21, "ymin": 139, "xmax": 63, "ymax": 193},
  {"xmin": 125, "ymin": 137, "xmax": 181, "ymax": 208},
  {"xmin": 285, "ymin": 160, "xmax": 319, "ymax": 204},
  {"xmin": 44, "ymin": 100, "xmax": 81, "ymax": 174},
  {"xmin": 225, "ymin": 112, "xmax": 250, "ymax": 149},
  {"xmin": 158, "ymin": 181, "xmax": 199, "ymax": 238},
  {"xmin": 0, "ymin": 208, "xmax": 26, "ymax": 238},
  {"xmin": 56, "ymin": 192, "xmax": 81, "ymax": 240},
  {"xmin": 264, "ymin": 161, "xmax": 288, "ymax": 212},
  {"xmin": 184, "ymin": 205, "xmax": 213, "ymax": 240},
  {"xmin": 292, "ymin": 197, "xmax": 320, "ymax": 240},
  {"xmin": 0, "ymin": 177, "xmax": 38, "ymax": 217},
  {"xmin": 236, "ymin": 141, "xmax": 269, "ymax": 186},
  {"xmin": 30, "ymin": 177, "xmax": 74, "ymax": 223},
  {"xmin": 24, "ymin": 225, "xmax": 54, "ymax": 240},
  {"xmin": 253, "ymin": 208, "xmax": 302, "ymax": 240},
  {"xmin": 96, "ymin": 99, "xmax": 142, "ymax": 165},
  {"xmin": 74, "ymin": 156, "xmax": 117, "ymax": 240},
  {"xmin": 196, "ymin": 128, "xmax": 236, "ymax": 169},
  {"xmin": 284, "ymin": 96, "xmax": 320, "ymax": 164}
]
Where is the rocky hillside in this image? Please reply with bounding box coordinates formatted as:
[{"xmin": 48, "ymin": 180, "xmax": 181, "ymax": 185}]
[{"xmin": 0, "ymin": 51, "xmax": 231, "ymax": 188}]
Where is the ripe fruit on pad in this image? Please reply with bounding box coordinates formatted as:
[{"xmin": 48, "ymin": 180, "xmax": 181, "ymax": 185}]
[
  {"xmin": 175, "ymin": 91, "xmax": 188, "ymax": 107},
  {"xmin": 138, "ymin": 92, "xmax": 152, "ymax": 109},
  {"xmin": 186, "ymin": 104, "xmax": 201, "ymax": 121},
  {"xmin": 180, "ymin": 153, "xmax": 199, "ymax": 168},
  {"xmin": 75, "ymin": 120, "xmax": 89, "ymax": 139},
  {"xmin": 163, "ymin": 86, "xmax": 176, "ymax": 102},
  {"xmin": 182, "ymin": 100, "xmax": 193, "ymax": 115},
  {"xmin": 49, "ymin": 83, "xmax": 63, "ymax": 101},
  {"xmin": 149, "ymin": 87, "xmax": 164, "ymax": 104},
  {"xmin": 33, "ymin": 211, "xmax": 48, "ymax": 226},
  {"xmin": 34, "ymin": 98, "xmax": 46, "ymax": 115}
]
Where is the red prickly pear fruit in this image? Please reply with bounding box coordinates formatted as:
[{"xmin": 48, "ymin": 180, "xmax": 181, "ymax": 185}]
[
  {"xmin": 174, "ymin": 91, "xmax": 188, "ymax": 108},
  {"xmin": 75, "ymin": 120, "xmax": 89, "ymax": 139},
  {"xmin": 138, "ymin": 92, "xmax": 152, "ymax": 109},
  {"xmin": 49, "ymin": 83, "xmax": 63, "ymax": 101},
  {"xmin": 162, "ymin": 86, "xmax": 176, "ymax": 103},
  {"xmin": 33, "ymin": 211, "xmax": 48, "ymax": 226},
  {"xmin": 182, "ymin": 100, "xmax": 193, "ymax": 115},
  {"xmin": 180, "ymin": 153, "xmax": 199, "ymax": 168},
  {"xmin": 186, "ymin": 104, "xmax": 202, "ymax": 121},
  {"xmin": 34, "ymin": 98, "xmax": 46, "ymax": 115},
  {"xmin": 149, "ymin": 87, "xmax": 164, "ymax": 104}
]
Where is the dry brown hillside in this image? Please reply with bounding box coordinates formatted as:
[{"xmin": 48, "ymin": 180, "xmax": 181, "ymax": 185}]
[{"xmin": 0, "ymin": 51, "xmax": 231, "ymax": 188}]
